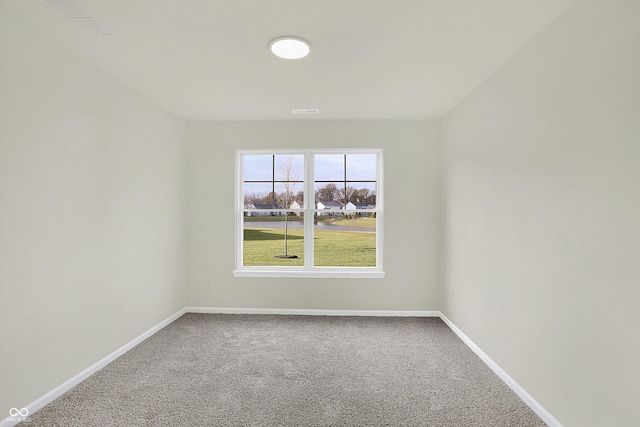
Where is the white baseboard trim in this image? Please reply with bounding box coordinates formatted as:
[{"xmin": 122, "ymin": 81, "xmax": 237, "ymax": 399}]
[
  {"xmin": 439, "ymin": 313, "xmax": 563, "ymax": 427},
  {"xmin": 0, "ymin": 307, "xmax": 188, "ymax": 427},
  {"xmin": 186, "ymin": 306, "xmax": 441, "ymax": 317}
]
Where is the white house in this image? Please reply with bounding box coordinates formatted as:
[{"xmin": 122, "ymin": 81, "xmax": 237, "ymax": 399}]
[
  {"xmin": 247, "ymin": 203, "xmax": 283, "ymax": 216},
  {"xmin": 344, "ymin": 201, "xmax": 373, "ymax": 217},
  {"xmin": 243, "ymin": 203, "xmax": 255, "ymax": 216},
  {"xmin": 316, "ymin": 201, "xmax": 343, "ymax": 215},
  {"xmin": 345, "ymin": 201, "xmax": 372, "ymax": 210},
  {"xmin": 289, "ymin": 201, "xmax": 302, "ymax": 215}
]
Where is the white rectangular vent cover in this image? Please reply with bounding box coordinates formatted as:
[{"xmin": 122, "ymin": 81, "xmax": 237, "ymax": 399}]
[
  {"xmin": 292, "ymin": 109, "xmax": 320, "ymax": 115},
  {"xmin": 43, "ymin": 0, "xmax": 116, "ymax": 37}
]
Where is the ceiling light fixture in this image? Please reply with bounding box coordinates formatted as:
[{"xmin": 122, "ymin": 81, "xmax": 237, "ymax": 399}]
[{"xmin": 269, "ymin": 37, "xmax": 311, "ymax": 59}]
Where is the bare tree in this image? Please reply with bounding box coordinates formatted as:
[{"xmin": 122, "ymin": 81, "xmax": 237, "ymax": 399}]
[
  {"xmin": 244, "ymin": 192, "xmax": 265, "ymax": 205},
  {"xmin": 365, "ymin": 191, "xmax": 376, "ymax": 205},
  {"xmin": 275, "ymin": 155, "xmax": 302, "ymax": 258},
  {"xmin": 338, "ymin": 185, "xmax": 357, "ymax": 205},
  {"xmin": 277, "ymin": 156, "xmax": 301, "ymax": 208},
  {"xmin": 354, "ymin": 188, "xmax": 370, "ymax": 203},
  {"xmin": 276, "ymin": 191, "xmax": 295, "ymax": 208},
  {"xmin": 317, "ymin": 183, "xmax": 339, "ymax": 202},
  {"xmin": 261, "ymin": 191, "xmax": 278, "ymax": 206}
]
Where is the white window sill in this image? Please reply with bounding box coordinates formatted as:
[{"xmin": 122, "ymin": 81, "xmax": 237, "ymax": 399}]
[{"xmin": 233, "ymin": 270, "xmax": 385, "ymax": 279}]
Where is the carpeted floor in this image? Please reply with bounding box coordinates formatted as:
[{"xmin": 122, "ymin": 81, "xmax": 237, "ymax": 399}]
[{"xmin": 21, "ymin": 314, "xmax": 546, "ymax": 426}]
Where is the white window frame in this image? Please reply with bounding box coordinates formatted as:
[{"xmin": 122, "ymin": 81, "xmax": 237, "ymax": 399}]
[{"xmin": 233, "ymin": 149, "xmax": 384, "ymax": 278}]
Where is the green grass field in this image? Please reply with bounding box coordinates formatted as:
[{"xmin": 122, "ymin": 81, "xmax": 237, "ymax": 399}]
[
  {"xmin": 319, "ymin": 216, "xmax": 376, "ymax": 229},
  {"xmin": 243, "ymin": 227, "xmax": 376, "ymax": 266}
]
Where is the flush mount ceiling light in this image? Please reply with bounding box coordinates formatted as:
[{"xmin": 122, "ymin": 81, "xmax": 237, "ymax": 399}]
[{"xmin": 269, "ymin": 36, "xmax": 311, "ymax": 59}]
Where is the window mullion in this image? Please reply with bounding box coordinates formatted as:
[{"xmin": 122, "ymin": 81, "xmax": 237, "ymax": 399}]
[{"xmin": 304, "ymin": 151, "xmax": 314, "ymax": 270}]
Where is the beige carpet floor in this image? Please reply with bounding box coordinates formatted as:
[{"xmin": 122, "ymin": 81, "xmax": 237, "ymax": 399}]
[{"xmin": 21, "ymin": 314, "xmax": 546, "ymax": 426}]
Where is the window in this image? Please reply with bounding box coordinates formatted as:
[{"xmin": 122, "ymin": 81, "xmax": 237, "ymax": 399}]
[{"xmin": 234, "ymin": 149, "xmax": 383, "ymax": 278}]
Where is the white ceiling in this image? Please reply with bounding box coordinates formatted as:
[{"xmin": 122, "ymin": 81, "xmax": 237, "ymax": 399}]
[{"xmin": 4, "ymin": 0, "xmax": 574, "ymax": 121}]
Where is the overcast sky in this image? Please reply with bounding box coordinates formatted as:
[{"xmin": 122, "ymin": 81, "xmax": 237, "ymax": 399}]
[{"xmin": 243, "ymin": 154, "xmax": 377, "ymax": 198}]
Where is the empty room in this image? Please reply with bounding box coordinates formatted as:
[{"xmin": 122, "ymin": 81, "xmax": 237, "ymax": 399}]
[{"xmin": 0, "ymin": 0, "xmax": 638, "ymax": 426}]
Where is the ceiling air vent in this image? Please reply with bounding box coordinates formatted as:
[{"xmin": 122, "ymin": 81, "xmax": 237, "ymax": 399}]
[
  {"xmin": 43, "ymin": 0, "xmax": 116, "ymax": 37},
  {"xmin": 291, "ymin": 109, "xmax": 319, "ymax": 115}
]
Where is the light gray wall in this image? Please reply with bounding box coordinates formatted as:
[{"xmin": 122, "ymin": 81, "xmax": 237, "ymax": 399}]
[
  {"xmin": 441, "ymin": 1, "xmax": 640, "ymax": 426},
  {"xmin": 187, "ymin": 121, "xmax": 440, "ymax": 310},
  {"xmin": 0, "ymin": 9, "xmax": 187, "ymax": 415}
]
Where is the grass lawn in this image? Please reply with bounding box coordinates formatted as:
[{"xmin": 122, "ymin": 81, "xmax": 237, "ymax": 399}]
[
  {"xmin": 318, "ymin": 216, "xmax": 376, "ymax": 229},
  {"xmin": 243, "ymin": 227, "xmax": 376, "ymax": 267}
]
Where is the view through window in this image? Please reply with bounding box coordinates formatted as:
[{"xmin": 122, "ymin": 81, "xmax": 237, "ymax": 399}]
[{"xmin": 237, "ymin": 150, "xmax": 382, "ymax": 275}]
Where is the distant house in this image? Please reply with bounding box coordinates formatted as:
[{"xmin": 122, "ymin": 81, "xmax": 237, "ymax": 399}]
[
  {"xmin": 345, "ymin": 201, "xmax": 373, "ymax": 216},
  {"xmin": 316, "ymin": 201, "xmax": 343, "ymax": 215},
  {"xmin": 345, "ymin": 201, "xmax": 372, "ymax": 210},
  {"xmin": 245, "ymin": 203, "xmax": 283, "ymax": 216},
  {"xmin": 243, "ymin": 203, "xmax": 255, "ymax": 216},
  {"xmin": 289, "ymin": 201, "xmax": 302, "ymax": 216}
]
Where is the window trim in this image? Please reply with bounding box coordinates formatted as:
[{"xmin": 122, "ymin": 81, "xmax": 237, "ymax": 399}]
[{"xmin": 233, "ymin": 149, "xmax": 384, "ymax": 278}]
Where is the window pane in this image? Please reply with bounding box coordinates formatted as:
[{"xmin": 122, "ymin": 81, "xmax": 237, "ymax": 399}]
[
  {"xmin": 346, "ymin": 154, "xmax": 377, "ymax": 181},
  {"xmin": 244, "ymin": 155, "xmax": 273, "ymax": 181},
  {"xmin": 274, "ymin": 154, "xmax": 304, "ymax": 181},
  {"xmin": 275, "ymin": 181, "xmax": 303, "ymax": 209},
  {"xmin": 314, "ymin": 154, "xmax": 344, "ymax": 181},
  {"xmin": 314, "ymin": 212, "xmax": 376, "ymax": 267},
  {"xmin": 243, "ymin": 215, "xmax": 304, "ymax": 266}
]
